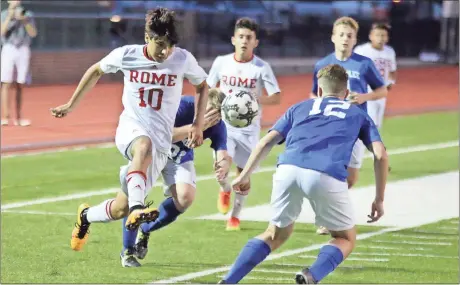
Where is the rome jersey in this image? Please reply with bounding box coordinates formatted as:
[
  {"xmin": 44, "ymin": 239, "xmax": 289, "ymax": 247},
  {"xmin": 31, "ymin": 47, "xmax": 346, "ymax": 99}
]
[
  {"xmin": 99, "ymin": 45, "xmax": 207, "ymax": 154},
  {"xmin": 206, "ymin": 53, "xmax": 281, "ymax": 134},
  {"xmin": 354, "ymin": 43, "xmax": 397, "ymax": 88}
]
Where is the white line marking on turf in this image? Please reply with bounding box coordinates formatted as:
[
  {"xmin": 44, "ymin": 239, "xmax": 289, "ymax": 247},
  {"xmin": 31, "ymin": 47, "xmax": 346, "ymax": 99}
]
[
  {"xmin": 352, "ymin": 252, "xmax": 457, "ymax": 259},
  {"xmin": 300, "ymin": 255, "xmax": 389, "ymax": 262},
  {"xmin": 2, "ymin": 140, "xmax": 457, "ymax": 211},
  {"xmin": 151, "ymin": 226, "xmax": 402, "ymax": 283},
  {"xmin": 390, "ymin": 234, "xmax": 458, "ymax": 240},
  {"xmin": 438, "ymin": 226, "xmax": 458, "ymax": 231},
  {"xmin": 1, "ymin": 143, "xmax": 115, "ymax": 159},
  {"xmin": 217, "ymin": 276, "xmax": 293, "ymax": 282},
  {"xmin": 357, "ymin": 245, "xmax": 430, "ymax": 251},
  {"xmin": 449, "ymin": 221, "xmax": 458, "ymax": 224},
  {"xmin": 253, "ymin": 269, "xmax": 296, "ymax": 274},
  {"xmin": 1, "ymin": 210, "xmax": 75, "ymax": 216},
  {"xmin": 372, "ymin": 240, "xmax": 452, "ymax": 246}
]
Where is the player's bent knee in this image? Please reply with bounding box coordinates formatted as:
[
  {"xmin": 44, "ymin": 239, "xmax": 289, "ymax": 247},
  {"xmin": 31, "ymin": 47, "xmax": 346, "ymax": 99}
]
[
  {"xmin": 330, "ymin": 227, "xmax": 357, "ymax": 244},
  {"xmin": 173, "ymin": 184, "xmax": 196, "ymax": 211},
  {"xmin": 111, "ymin": 191, "xmax": 129, "ymax": 219},
  {"xmin": 132, "ymin": 136, "xmax": 152, "ymax": 160},
  {"xmin": 263, "ymin": 223, "xmax": 294, "ymax": 250}
]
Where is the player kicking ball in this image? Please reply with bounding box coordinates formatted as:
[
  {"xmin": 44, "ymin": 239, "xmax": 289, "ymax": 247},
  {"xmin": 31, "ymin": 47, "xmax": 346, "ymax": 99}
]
[
  {"xmin": 310, "ymin": 17, "xmax": 387, "ymax": 235},
  {"xmin": 218, "ymin": 64, "xmax": 388, "ymax": 284},
  {"xmin": 116, "ymin": 89, "xmax": 232, "ymax": 267},
  {"xmin": 207, "ymin": 17, "xmax": 281, "ymax": 231},
  {"xmin": 51, "ymin": 8, "xmax": 209, "ymax": 253}
]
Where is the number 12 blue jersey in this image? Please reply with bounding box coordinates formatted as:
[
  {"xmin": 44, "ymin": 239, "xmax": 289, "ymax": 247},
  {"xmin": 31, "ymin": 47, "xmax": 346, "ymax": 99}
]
[{"xmin": 270, "ymin": 97, "xmax": 382, "ymax": 181}]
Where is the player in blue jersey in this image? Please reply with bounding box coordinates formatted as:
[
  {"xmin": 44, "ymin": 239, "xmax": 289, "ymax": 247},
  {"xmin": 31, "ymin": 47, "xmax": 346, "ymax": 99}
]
[
  {"xmin": 218, "ymin": 64, "xmax": 388, "ymax": 284},
  {"xmin": 310, "ymin": 17, "xmax": 388, "ymax": 235},
  {"xmin": 117, "ymin": 88, "xmax": 232, "ymax": 267}
]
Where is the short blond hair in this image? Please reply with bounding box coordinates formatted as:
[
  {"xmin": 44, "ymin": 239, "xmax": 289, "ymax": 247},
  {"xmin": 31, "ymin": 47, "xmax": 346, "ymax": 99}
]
[
  {"xmin": 208, "ymin": 88, "xmax": 226, "ymax": 111},
  {"xmin": 317, "ymin": 64, "xmax": 349, "ymax": 95},
  {"xmin": 333, "ymin": 16, "xmax": 359, "ymax": 34}
]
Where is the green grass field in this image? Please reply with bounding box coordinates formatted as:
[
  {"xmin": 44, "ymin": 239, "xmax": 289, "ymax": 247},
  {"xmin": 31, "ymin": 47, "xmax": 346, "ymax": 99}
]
[{"xmin": 1, "ymin": 112, "xmax": 459, "ymax": 284}]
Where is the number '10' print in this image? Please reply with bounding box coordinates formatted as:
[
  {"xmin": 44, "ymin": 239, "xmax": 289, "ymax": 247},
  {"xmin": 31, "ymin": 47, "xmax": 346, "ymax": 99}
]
[{"xmin": 138, "ymin": 87, "xmax": 163, "ymax": 110}]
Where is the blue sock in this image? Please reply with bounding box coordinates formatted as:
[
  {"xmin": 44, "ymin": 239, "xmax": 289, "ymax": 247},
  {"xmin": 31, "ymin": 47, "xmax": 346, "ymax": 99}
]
[
  {"xmin": 140, "ymin": 197, "xmax": 182, "ymax": 233},
  {"xmin": 223, "ymin": 238, "xmax": 271, "ymax": 284},
  {"xmin": 309, "ymin": 245, "xmax": 344, "ymax": 282},
  {"xmin": 121, "ymin": 216, "xmax": 138, "ymax": 253}
]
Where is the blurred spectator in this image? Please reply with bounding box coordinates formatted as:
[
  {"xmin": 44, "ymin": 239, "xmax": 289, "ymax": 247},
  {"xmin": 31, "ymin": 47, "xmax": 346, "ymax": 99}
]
[{"xmin": 1, "ymin": 0, "xmax": 37, "ymax": 127}]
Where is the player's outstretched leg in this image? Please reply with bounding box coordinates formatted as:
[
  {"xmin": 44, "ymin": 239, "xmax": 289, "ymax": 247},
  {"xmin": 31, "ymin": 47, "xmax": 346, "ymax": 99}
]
[
  {"xmin": 70, "ymin": 192, "xmax": 129, "ymax": 251},
  {"xmin": 296, "ymin": 227, "xmax": 356, "ymax": 284},
  {"xmin": 219, "ymin": 223, "xmax": 293, "ymax": 284},
  {"xmin": 124, "ymin": 136, "xmax": 160, "ymax": 230},
  {"xmin": 135, "ymin": 183, "xmax": 194, "ymax": 259}
]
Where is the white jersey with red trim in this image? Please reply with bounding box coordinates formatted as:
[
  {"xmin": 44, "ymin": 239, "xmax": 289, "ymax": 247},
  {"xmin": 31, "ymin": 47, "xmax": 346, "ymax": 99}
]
[
  {"xmin": 354, "ymin": 43, "xmax": 397, "ymax": 88},
  {"xmin": 99, "ymin": 44, "xmax": 207, "ymax": 154},
  {"xmin": 206, "ymin": 53, "xmax": 280, "ymax": 134}
]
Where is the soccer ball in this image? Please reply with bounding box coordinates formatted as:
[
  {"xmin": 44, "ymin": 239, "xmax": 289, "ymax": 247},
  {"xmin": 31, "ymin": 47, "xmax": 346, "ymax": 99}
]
[{"xmin": 221, "ymin": 91, "xmax": 259, "ymax": 128}]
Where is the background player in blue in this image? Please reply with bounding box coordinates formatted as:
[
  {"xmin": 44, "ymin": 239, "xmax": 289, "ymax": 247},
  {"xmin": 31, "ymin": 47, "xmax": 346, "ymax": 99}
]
[
  {"xmin": 118, "ymin": 89, "xmax": 232, "ymax": 267},
  {"xmin": 219, "ymin": 65, "xmax": 389, "ymax": 284},
  {"xmin": 310, "ymin": 17, "xmax": 387, "ymax": 235}
]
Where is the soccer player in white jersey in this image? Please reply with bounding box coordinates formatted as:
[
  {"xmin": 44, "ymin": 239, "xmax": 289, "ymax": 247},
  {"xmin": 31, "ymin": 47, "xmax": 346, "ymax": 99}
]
[
  {"xmin": 207, "ymin": 17, "xmax": 281, "ymax": 231},
  {"xmin": 354, "ymin": 22, "xmax": 397, "ymax": 129},
  {"xmin": 50, "ymin": 8, "xmax": 209, "ymax": 255}
]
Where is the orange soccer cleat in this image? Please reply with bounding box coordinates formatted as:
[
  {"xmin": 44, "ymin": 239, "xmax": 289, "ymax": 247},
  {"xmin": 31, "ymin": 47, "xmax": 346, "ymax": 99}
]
[
  {"xmin": 71, "ymin": 203, "xmax": 91, "ymax": 251},
  {"xmin": 218, "ymin": 191, "xmax": 231, "ymax": 214},
  {"xmin": 226, "ymin": 216, "xmax": 241, "ymax": 231}
]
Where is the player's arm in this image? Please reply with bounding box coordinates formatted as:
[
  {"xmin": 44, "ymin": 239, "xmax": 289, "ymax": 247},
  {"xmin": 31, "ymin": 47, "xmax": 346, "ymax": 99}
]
[
  {"xmin": 19, "ymin": 11, "xmax": 37, "ymax": 38},
  {"xmin": 211, "ymin": 121, "xmax": 232, "ymax": 181},
  {"xmin": 388, "ymin": 49, "xmax": 397, "ymax": 90},
  {"xmin": 350, "ymin": 61, "xmax": 387, "ymax": 104},
  {"xmin": 360, "ymin": 115, "xmax": 388, "ymax": 223},
  {"xmin": 1, "ymin": 9, "xmax": 15, "ymax": 36},
  {"xmin": 50, "ymin": 62, "xmax": 105, "ymax": 118},
  {"xmin": 259, "ymin": 64, "xmax": 281, "ymax": 105},
  {"xmin": 206, "ymin": 56, "xmax": 222, "ymax": 88},
  {"xmin": 172, "ymin": 107, "xmax": 221, "ymax": 143},
  {"xmin": 234, "ymin": 131, "xmax": 284, "ymax": 187}
]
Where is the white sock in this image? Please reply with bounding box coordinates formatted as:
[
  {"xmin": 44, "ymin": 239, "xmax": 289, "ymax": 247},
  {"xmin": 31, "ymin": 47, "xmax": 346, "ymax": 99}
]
[
  {"xmin": 126, "ymin": 171, "xmax": 147, "ymax": 209},
  {"xmin": 86, "ymin": 199, "xmax": 115, "ymax": 223},
  {"xmin": 219, "ymin": 177, "xmax": 232, "ymax": 193},
  {"xmin": 230, "ymin": 193, "xmax": 247, "ymax": 219}
]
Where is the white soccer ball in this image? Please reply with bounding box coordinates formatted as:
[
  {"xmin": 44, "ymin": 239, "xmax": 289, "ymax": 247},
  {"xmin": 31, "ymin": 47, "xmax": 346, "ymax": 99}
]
[{"xmin": 221, "ymin": 90, "xmax": 259, "ymax": 128}]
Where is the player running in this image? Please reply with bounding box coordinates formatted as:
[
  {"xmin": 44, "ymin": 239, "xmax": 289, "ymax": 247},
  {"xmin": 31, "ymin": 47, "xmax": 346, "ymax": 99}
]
[
  {"xmin": 354, "ymin": 22, "xmax": 397, "ymax": 129},
  {"xmin": 207, "ymin": 17, "xmax": 281, "ymax": 231},
  {"xmin": 117, "ymin": 89, "xmax": 232, "ymax": 267},
  {"xmin": 51, "ymin": 8, "xmax": 209, "ymax": 252},
  {"xmin": 219, "ymin": 64, "xmax": 388, "ymax": 284}
]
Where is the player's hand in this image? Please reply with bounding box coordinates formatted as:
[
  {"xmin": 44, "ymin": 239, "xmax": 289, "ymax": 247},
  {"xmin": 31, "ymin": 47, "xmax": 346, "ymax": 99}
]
[
  {"xmin": 231, "ymin": 176, "xmax": 250, "ymax": 196},
  {"xmin": 7, "ymin": 6, "xmax": 15, "ymax": 18},
  {"xmin": 347, "ymin": 92, "xmax": 366, "ymax": 105},
  {"xmin": 367, "ymin": 200, "xmax": 384, "ymax": 223},
  {"xmin": 50, "ymin": 103, "xmax": 73, "ymax": 118},
  {"xmin": 386, "ymin": 84, "xmax": 393, "ymax": 91},
  {"xmin": 214, "ymin": 156, "xmax": 230, "ymax": 182},
  {"xmin": 204, "ymin": 108, "xmax": 221, "ymax": 130},
  {"xmin": 187, "ymin": 121, "xmax": 204, "ymax": 148}
]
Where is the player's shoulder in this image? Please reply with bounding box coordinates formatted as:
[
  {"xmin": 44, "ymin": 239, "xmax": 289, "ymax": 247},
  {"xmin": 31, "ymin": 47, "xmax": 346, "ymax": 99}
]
[
  {"xmin": 315, "ymin": 53, "xmax": 335, "ymax": 69},
  {"xmin": 180, "ymin": 95, "xmax": 195, "ymax": 105},
  {"xmin": 354, "ymin": 42, "xmax": 370, "ymax": 52},
  {"xmin": 383, "ymin": 45, "xmax": 396, "ymax": 55},
  {"xmin": 251, "ymin": 54, "xmax": 272, "ymax": 69},
  {"xmin": 172, "ymin": 46, "xmax": 194, "ymax": 60},
  {"xmin": 351, "ymin": 52, "xmax": 374, "ymax": 66}
]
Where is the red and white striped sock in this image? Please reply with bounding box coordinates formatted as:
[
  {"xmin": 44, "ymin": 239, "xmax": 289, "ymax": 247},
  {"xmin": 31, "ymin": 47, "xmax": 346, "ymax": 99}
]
[{"xmin": 86, "ymin": 199, "xmax": 115, "ymax": 223}]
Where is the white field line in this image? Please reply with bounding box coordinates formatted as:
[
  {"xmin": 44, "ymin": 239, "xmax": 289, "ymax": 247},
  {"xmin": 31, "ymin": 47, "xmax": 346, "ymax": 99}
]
[
  {"xmin": 2, "ymin": 140, "xmax": 457, "ymax": 211},
  {"xmin": 151, "ymin": 226, "xmax": 403, "ymax": 284},
  {"xmin": 450, "ymin": 221, "xmax": 459, "ymax": 224},
  {"xmin": 1, "ymin": 210, "xmax": 75, "ymax": 216},
  {"xmin": 372, "ymin": 240, "xmax": 452, "ymax": 246},
  {"xmin": 352, "ymin": 252, "xmax": 457, "ymax": 259},
  {"xmin": 252, "ymin": 269, "xmax": 296, "ymax": 274},
  {"xmin": 217, "ymin": 276, "xmax": 293, "ymax": 282},
  {"xmin": 438, "ymin": 226, "xmax": 459, "ymax": 231},
  {"xmin": 389, "ymin": 234, "xmax": 458, "ymax": 240},
  {"xmin": 1, "ymin": 143, "xmax": 116, "ymax": 159},
  {"xmin": 357, "ymin": 245, "xmax": 431, "ymax": 251},
  {"xmin": 299, "ymin": 255, "xmax": 389, "ymax": 262}
]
